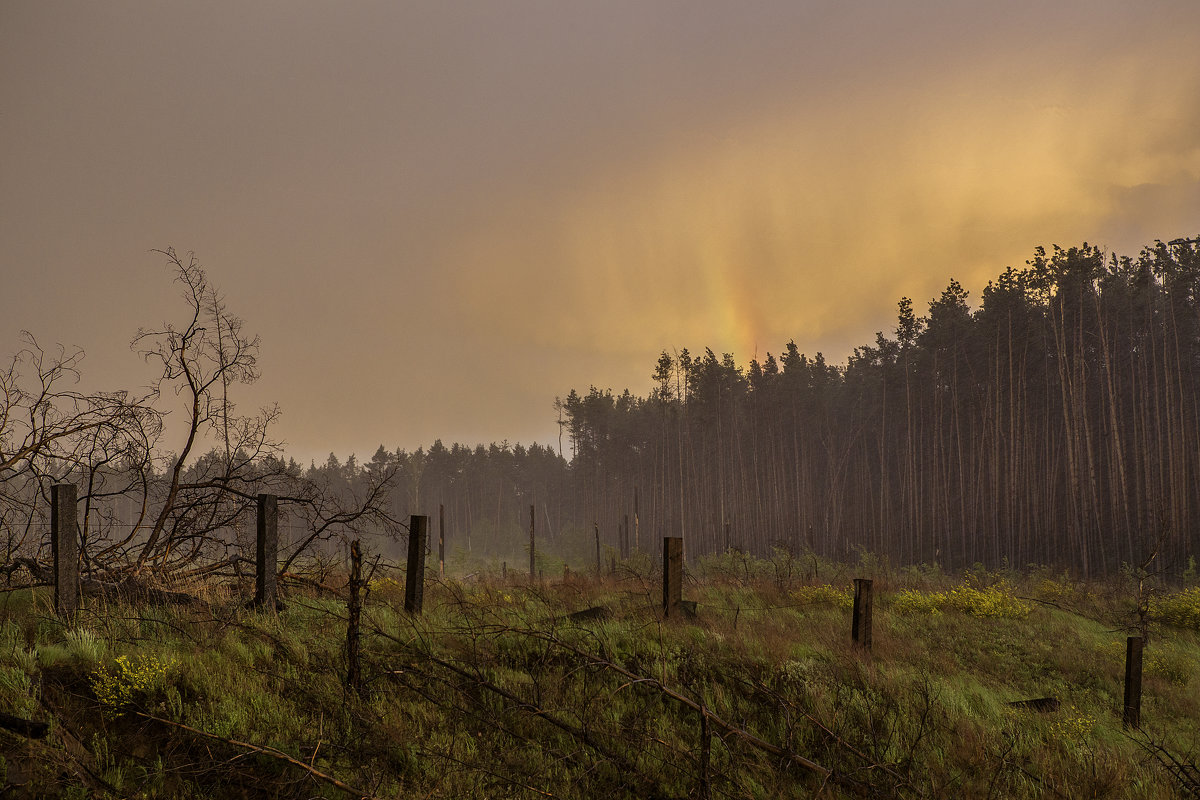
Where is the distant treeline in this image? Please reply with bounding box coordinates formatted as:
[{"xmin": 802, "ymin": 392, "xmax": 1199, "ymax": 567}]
[
  {"xmin": 21, "ymin": 239, "xmax": 1195, "ymax": 577},
  {"xmin": 348, "ymin": 237, "xmax": 1200, "ymax": 577}
]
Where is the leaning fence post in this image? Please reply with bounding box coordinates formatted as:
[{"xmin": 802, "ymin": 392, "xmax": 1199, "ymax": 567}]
[
  {"xmin": 1123, "ymin": 636, "xmax": 1143, "ymax": 728},
  {"xmin": 852, "ymin": 578, "xmax": 873, "ymax": 651},
  {"xmin": 663, "ymin": 536, "xmax": 683, "ymax": 617},
  {"xmin": 405, "ymin": 515, "xmax": 428, "ymax": 614},
  {"xmin": 255, "ymin": 494, "xmax": 278, "ymax": 610},
  {"xmin": 51, "ymin": 483, "xmax": 78, "ymax": 619}
]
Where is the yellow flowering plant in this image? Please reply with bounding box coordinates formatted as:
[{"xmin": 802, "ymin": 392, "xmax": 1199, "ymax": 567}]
[{"xmin": 90, "ymin": 654, "xmax": 177, "ymax": 715}]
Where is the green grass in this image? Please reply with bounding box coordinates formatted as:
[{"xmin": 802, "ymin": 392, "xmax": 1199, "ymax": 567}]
[{"xmin": 0, "ymin": 561, "xmax": 1197, "ymax": 798}]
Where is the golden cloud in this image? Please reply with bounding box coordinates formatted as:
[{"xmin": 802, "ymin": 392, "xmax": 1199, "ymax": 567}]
[{"xmin": 446, "ymin": 43, "xmax": 1200, "ymax": 365}]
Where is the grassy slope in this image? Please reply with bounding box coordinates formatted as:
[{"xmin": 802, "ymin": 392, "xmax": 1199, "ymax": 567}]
[{"xmin": 0, "ymin": 555, "xmax": 1197, "ymax": 799}]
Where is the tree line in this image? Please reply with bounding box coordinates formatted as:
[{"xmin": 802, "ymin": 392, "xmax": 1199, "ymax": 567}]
[
  {"xmin": 4, "ymin": 238, "xmax": 1198, "ymax": 580},
  {"xmin": 554, "ymin": 238, "xmax": 1200, "ymax": 577},
  {"xmin": 285, "ymin": 236, "xmax": 1200, "ymax": 579}
]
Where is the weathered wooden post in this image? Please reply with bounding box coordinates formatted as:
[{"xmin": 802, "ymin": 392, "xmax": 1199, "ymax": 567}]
[
  {"xmin": 529, "ymin": 504, "xmax": 536, "ymax": 581},
  {"xmin": 594, "ymin": 522, "xmax": 601, "ymax": 574},
  {"xmin": 438, "ymin": 503, "xmax": 445, "ymax": 578},
  {"xmin": 51, "ymin": 483, "xmax": 78, "ymax": 619},
  {"xmin": 852, "ymin": 578, "xmax": 873, "ymax": 651},
  {"xmin": 1124, "ymin": 636, "xmax": 1143, "ymax": 728},
  {"xmin": 663, "ymin": 536, "xmax": 683, "ymax": 617},
  {"xmin": 255, "ymin": 494, "xmax": 278, "ymax": 610},
  {"xmin": 346, "ymin": 539, "xmax": 362, "ymax": 693},
  {"xmin": 405, "ymin": 515, "xmax": 428, "ymax": 614}
]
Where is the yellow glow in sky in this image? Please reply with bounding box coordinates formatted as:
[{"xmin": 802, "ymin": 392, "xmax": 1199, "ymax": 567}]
[{"xmin": 452, "ymin": 42, "xmax": 1200, "ymax": 368}]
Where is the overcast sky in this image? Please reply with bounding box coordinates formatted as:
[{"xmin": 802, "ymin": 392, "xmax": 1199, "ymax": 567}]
[{"xmin": 3, "ymin": 1, "xmax": 1199, "ymax": 465}]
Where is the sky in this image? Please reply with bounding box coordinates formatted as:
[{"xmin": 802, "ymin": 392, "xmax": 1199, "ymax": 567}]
[{"xmin": 3, "ymin": 1, "xmax": 1200, "ymax": 466}]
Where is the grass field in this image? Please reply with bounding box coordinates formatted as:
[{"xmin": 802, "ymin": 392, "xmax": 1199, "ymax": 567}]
[{"xmin": 1, "ymin": 551, "xmax": 1198, "ymax": 799}]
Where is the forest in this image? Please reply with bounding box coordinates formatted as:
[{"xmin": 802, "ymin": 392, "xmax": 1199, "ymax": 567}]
[
  {"xmin": 340, "ymin": 236, "xmax": 1200, "ymax": 579},
  {"xmin": 551, "ymin": 238, "xmax": 1200, "ymax": 577},
  {"xmin": 3, "ymin": 238, "xmax": 1200, "ymax": 580}
]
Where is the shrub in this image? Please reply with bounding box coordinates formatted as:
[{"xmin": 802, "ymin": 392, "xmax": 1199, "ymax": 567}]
[
  {"xmin": 90, "ymin": 654, "xmax": 177, "ymax": 715},
  {"xmin": 368, "ymin": 576, "xmax": 404, "ymax": 596},
  {"xmin": 945, "ymin": 583, "xmax": 1032, "ymax": 618},
  {"xmin": 1049, "ymin": 706, "xmax": 1096, "ymax": 744},
  {"xmin": 889, "ymin": 581, "xmax": 1031, "ymax": 618},
  {"xmin": 1033, "ymin": 576, "xmax": 1075, "ymax": 603},
  {"xmin": 891, "ymin": 589, "xmax": 947, "ymax": 616},
  {"xmin": 1149, "ymin": 587, "xmax": 1200, "ymax": 630}
]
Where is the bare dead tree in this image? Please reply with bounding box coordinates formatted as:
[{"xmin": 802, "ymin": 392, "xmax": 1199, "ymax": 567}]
[
  {"xmin": 2, "ymin": 247, "xmax": 403, "ymax": 593},
  {"xmin": 128, "ymin": 248, "xmax": 272, "ymax": 572},
  {"xmin": 0, "ymin": 333, "xmax": 159, "ymax": 570}
]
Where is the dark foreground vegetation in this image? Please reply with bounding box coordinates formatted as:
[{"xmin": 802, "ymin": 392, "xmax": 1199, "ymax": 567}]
[{"xmin": 1, "ymin": 554, "xmax": 1199, "ymax": 799}]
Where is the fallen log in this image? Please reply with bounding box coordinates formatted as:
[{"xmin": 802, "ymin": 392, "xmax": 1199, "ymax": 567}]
[
  {"xmin": 2, "ymin": 559, "xmax": 203, "ymax": 606},
  {"xmin": 0, "ymin": 710, "xmax": 49, "ymax": 739},
  {"xmin": 1007, "ymin": 697, "xmax": 1060, "ymax": 713}
]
